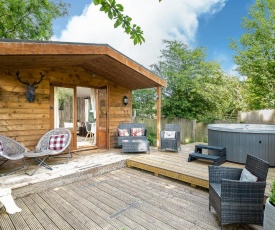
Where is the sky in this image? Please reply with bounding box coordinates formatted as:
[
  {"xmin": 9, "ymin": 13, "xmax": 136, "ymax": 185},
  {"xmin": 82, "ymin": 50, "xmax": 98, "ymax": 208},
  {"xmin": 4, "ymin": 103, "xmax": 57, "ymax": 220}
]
[{"xmin": 52, "ymin": 0, "xmax": 255, "ymax": 76}]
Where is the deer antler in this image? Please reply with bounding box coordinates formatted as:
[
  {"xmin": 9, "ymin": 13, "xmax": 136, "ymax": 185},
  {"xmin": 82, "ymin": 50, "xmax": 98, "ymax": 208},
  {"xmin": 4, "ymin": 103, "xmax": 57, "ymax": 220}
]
[
  {"xmin": 32, "ymin": 72, "xmax": 45, "ymax": 86},
  {"xmin": 16, "ymin": 70, "xmax": 30, "ymax": 85}
]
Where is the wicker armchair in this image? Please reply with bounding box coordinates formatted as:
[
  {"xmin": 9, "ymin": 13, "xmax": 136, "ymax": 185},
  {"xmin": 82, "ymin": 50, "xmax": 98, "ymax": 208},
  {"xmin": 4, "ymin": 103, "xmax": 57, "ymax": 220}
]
[
  {"xmin": 0, "ymin": 135, "xmax": 27, "ymax": 176},
  {"xmin": 209, "ymin": 154, "xmax": 269, "ymax": 229},
  {"xmin": 24, "ymin": 128, "xmax": 72, "ymax": 176},
  {"xmin": 160, "ymin": 124, "xmax": 181, "ymax": 152}
]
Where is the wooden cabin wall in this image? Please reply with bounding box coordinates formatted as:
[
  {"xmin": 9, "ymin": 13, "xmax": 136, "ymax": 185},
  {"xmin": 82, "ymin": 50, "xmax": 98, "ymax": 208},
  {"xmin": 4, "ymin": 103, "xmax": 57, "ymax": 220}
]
[
  {"xmin": 0, "ymin": 69, "xmax": 50, "ymax": 150},
  {"xmin": 109, "ymin": 83, "xmax": 132, "ymax": 148},
  {"xmin": 0, "ymin": 67, "xmax": 132, "ymax": 150}
]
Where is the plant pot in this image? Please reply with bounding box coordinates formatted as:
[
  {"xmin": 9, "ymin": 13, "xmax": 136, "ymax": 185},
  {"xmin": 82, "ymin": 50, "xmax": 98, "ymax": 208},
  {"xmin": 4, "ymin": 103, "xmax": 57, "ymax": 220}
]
[{"xmin": 263, "ymin": 198, "xmax": 275, "ymax": 230}]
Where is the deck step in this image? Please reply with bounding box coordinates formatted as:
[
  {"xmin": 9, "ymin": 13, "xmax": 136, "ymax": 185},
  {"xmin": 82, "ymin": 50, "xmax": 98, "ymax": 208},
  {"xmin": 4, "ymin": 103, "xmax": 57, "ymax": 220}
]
[
  {"xmin": 188, "ymin": 152, "xmax": 224, "ymax": 166},
  {"xmin": 195, "ymin": 144, "xmax": 226, "ymax": 152},
  {"xmin": 188, "ymin": 153, "xmax": 220, "ymax": 161}
]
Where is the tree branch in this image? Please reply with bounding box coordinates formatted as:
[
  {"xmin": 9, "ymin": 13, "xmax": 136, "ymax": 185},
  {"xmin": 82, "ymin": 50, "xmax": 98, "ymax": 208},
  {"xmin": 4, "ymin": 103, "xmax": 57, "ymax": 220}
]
[{"xmin": 94, "ymin": 0, "xmax": 146, "ymax": 45}]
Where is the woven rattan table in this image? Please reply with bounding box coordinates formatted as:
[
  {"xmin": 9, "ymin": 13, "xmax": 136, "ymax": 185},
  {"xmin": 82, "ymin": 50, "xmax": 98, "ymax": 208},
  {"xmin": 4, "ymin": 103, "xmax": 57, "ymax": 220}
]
[{"xmin": 122, "ymin": 140, "xmax": 150, "ymax": 153}]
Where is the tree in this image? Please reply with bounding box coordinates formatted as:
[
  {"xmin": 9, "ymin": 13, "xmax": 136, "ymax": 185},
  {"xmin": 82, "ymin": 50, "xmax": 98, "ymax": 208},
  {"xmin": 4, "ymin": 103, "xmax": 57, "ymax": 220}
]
[
  {"xmin": 149, "ymin": 40, "xmax": 243, "ymax": 122},
  {"xmin": 0, "ymin": 0, "xmax": 69, "ymax": 40},
  {"xmin": 132, "ymin": 88, "xmax": 156, "ymax": 118},
  {"xmin": 230, "ymin": 0, "xmax": 275, "ymax": 110},
  {"xmin": 94, "ymin": 0, "xmax": 161, "ymax": 45}
]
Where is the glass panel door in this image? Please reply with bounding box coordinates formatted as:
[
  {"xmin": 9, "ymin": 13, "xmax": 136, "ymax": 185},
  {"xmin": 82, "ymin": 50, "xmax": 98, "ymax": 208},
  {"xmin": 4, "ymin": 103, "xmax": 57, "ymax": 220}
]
[
  {"xmin": 97, "ymin": 87, "xmax": 108, "ymax": 148},
  {"xmin": 53, "ymin": 86, "xmax": 76, "ymax": 148},
  {"xmin": 76, "ymin": 87, "xmax": 97, "ymax": 149},
  {"xmin": 54, "ymin": 87, "xmax": 74, "ymax": 129}
]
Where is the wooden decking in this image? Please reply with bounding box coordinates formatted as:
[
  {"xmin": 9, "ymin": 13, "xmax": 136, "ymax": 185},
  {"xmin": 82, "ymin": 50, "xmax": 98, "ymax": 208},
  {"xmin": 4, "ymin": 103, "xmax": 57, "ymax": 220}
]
[
  {"xmin": 0, "ymin": 167, "xmax": 262, "ymax": 230},
  {"xmin": 127, "ymin": 148, "xmax": 275, "ymax": 199},
  {"xmin": 0, "ymin": 143, "xmax": 273, "ymax": 229}
]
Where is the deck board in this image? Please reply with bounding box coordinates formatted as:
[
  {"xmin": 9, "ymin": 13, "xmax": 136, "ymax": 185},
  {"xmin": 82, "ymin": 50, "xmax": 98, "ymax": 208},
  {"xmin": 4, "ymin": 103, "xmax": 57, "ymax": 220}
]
[
  {"xmin": 1, "ymin": 167, "xmax": 263, "ymax": 229},
  {"xmin": 0, "ymin": 211, "xmax": 16, "ymax": 230},
  {"xmin": 8, "ymin": 210, "xmax": 29, "ymax": 230},
  {"xmin": 60, "ymin": 183, "xmax": 135, "ymax": 230},
  {"xmin": 39, "ymin": 191, "xmax": 87, "ymax": 230},
  {"xmin": 21, "ymin": 196, "xmax": 59, "ymax": 230},
  {"xmin": 16, "ymin": 199, "xmax": 44, "ymax": 230},
  {"xmin": 127, "ymin": 150, "xmax": 274, "ymax": 198},
  {"xmin": 0, "ymin": 143, "xmax": 271, "ymax": 229},
  {"xmin": 64, "ymin": 181, "xmax": 136, "ymax": 230},
  {"xmin": 76, "ymin": 180, "xmax": 147, "ymax": 230},
  {"xmin": 104, "ymin": 169, "xmax": 217, "ymax": 230},
  {"xmin": 30, "ymin": 194, "xmax": 73, "ymax": 230},
  {"xmin": 80, "ymin": 177, "xmax": 174, "ymax": 230}
]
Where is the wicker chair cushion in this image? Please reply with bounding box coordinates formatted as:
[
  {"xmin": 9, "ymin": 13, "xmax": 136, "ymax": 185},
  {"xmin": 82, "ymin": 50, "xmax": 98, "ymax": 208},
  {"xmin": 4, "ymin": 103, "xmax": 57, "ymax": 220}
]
[
  {"xmin": 49, "ymin": 134, "xmax": 68, "ymax": 150},
  {"xmin": 0, "ymin": 142, "xmax": 3, "ymax": 155},
  {"xmin": 240, "ymin": 168, "xmax": 258, "ymax": 182},
  {"xmin": 118, "ymin": 129, "xmax": 130, "ymax": 137},
  {"xmin": 163, "ymin": 131, "xmax": 175, "ymax": 138},
  {"xmin": 131, "ymin": 128, "xmax": 144, "ymax": 136}
]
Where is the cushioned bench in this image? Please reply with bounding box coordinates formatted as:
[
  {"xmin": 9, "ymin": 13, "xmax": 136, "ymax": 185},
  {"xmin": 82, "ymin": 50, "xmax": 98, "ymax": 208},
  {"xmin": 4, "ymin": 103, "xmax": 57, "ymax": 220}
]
[{"xmin": 117, "ymin": 123, "xmax": 147, "ymax": 148}]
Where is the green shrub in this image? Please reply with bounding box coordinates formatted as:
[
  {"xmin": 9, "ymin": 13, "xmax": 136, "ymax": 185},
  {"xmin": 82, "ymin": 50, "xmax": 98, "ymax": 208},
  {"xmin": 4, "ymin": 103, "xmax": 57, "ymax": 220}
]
[
  {"xmin": 147, "ymin": 127, "xmax": 156, "ymax": 146},
  {"xmin": 269, "ymin": 180, "xmax": 275, "ymax": 206}
]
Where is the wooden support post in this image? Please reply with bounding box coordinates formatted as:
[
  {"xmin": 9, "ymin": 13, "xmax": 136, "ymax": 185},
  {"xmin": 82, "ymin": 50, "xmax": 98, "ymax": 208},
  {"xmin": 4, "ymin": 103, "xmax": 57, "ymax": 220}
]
[{"xmin": 156, "ymin": 86, "xmax": 161, "ymax": 148}]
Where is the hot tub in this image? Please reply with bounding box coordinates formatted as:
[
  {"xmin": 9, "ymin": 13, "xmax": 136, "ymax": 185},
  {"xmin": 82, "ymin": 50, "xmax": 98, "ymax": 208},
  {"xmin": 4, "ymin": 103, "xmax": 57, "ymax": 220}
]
[{"xmin": 208, "ymin": 124, "xmax": 275, "ymax": 166}]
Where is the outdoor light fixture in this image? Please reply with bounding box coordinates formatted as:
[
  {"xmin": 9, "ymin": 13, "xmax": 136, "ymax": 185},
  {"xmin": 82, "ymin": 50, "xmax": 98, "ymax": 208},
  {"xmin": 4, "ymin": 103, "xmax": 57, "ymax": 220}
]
[{"xmin": 123, "ymin": 96, "xmax": 128, "ymax": 106}]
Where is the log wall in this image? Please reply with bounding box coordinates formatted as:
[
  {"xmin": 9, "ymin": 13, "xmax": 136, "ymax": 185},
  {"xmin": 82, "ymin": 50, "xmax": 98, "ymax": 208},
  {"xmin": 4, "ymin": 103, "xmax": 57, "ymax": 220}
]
[
  {"xmin": 109, "ymin": 84, "xmax": 132, "ymax": 147},
  {"xmin": 0, "ymin": 67, "xmax": 132, "ymax": 150},
  {"xmin": 0, "ymin": 69, "xmax": 50, "ymax": 149}
]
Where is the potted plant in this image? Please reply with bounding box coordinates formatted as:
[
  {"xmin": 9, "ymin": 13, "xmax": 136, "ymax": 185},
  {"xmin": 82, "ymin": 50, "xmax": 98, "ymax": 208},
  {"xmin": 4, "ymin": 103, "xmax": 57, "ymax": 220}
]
[{"xmin": 263, "ymin": 180, "xmax": 275, "ymax": 230}]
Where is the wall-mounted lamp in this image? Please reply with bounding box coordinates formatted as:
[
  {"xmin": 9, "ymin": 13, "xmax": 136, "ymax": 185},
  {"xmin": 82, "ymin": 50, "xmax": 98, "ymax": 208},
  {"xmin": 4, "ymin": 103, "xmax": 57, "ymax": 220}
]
[{"xmin": 123, "ymin": 96, "xmax": 128, "ymax": 106}]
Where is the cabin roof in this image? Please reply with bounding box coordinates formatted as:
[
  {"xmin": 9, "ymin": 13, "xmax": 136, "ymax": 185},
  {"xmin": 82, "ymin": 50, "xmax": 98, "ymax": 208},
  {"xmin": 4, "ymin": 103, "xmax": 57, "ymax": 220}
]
[{"xmin": 0, "ymin": 39, "xmax": 167, "ymax": 90}]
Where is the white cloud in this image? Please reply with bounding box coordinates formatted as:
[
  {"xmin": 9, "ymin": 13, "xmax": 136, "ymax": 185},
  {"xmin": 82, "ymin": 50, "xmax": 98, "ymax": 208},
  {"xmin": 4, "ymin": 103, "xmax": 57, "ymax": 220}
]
[{"xmin": 52, "ymin": 0, "xmax": 226, "ymax": 68}]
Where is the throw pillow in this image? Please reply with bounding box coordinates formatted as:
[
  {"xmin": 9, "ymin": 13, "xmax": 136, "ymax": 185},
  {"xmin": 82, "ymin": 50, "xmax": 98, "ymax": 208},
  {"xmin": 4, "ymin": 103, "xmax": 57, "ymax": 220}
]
[
  {"xmin": 239, "ymin": 168, "xmax": 258, "ymax": 182},
  {"xmin": 118, "ymin": 129, "xmax": 130, "ymax": 137},
  {"xmin": 131, "ymin": 128, "xmax": 144, "ymax": 136},
  {"xmin": 49, "ymin": 134, "xmax": 68, "ymax": 150},
  {"xmin": 0, "ymin": 142, "xmax": 4, "ymax": 155},
  {"xmin": 163, "ymin": 131, "xmax": 176, "ymax": 138}
]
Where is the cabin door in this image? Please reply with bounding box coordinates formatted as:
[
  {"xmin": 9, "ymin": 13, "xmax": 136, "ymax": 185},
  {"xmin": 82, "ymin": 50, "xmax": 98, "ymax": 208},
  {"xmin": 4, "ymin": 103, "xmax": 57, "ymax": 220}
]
[{"xmin": 97, "ymin": 87, "xmax": 109, "ymax": 149}]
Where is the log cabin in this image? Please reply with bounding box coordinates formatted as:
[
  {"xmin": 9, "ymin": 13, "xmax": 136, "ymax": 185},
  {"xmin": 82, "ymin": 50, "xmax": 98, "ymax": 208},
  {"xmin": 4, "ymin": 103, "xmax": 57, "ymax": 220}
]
[{"xmin": 0, "ymin": 39, "xmax": 166, "ymax": 152}]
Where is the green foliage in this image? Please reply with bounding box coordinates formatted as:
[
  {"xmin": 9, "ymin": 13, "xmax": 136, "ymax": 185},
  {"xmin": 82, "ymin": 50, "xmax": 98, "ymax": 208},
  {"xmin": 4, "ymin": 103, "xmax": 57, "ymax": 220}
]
[
  {"xmin": 0, "ymin": 0, "xmax": 69, "ymax": 40},
  {"xmin": 132, "ymin": 88, "xmax": 156, "ymax": 118},
  {"xmin": 93, "ymin": 0, "xmax": 145, "ymax": 45},
  {"xmin": 270, "ymin": 180, "xmax": 275, "ymax": 206},
  {"xmin": 150, "ymin": 40, "xmax": 243, "ymax": 122},
  {"xmin": 230, "ymin": 0, "xmax": 275, "ymax": 110},
  {"xmin": 89, "ymin": 112, "xmax": 95, "ymax": 122},
  {"xmin": 146, "ymin": 127, "xmax": 156, "ymax": 146},
  {"xmin": 58, "ymin": 87, "xmax": 73, "ymax": 109}
]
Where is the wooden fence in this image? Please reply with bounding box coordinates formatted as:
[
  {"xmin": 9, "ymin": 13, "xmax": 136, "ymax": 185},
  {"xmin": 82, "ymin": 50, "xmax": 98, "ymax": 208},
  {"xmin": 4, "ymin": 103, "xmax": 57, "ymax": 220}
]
[
  {"xmin": 238, "ymin": 109, "xmax": 275, "ymax": 124},
  {"xmin": 133, "ymin": 117, "xmax": 240, "ymax": 145},
  {"xmin": 134, "ymin": 117, "xmax": 208, "ymax": 144}
]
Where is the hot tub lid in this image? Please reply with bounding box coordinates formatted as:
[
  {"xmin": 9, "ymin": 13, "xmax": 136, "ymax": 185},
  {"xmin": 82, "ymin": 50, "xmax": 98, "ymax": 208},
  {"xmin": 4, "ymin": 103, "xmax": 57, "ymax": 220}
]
[{"xmin": 208, "ymin": 124, "xmax": 275, "ymax": 134}]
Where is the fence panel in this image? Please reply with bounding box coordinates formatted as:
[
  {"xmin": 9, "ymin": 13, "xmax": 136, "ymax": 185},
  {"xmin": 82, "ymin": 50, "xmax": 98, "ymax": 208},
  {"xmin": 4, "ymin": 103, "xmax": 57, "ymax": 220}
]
[
  {"xmin": 134, "ymin": 117, "xmax": 207, "ymax": 144},
  {"xmin": 238, "ymin": 109, "xmax": 275, "ymax": 124}
]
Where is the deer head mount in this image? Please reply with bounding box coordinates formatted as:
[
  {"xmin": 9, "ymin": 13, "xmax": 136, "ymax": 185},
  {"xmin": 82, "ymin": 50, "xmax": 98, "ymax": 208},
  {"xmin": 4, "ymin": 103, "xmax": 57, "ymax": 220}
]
[{"xmin": 16, "ymin": 70, "xmax": 45, "ymax": 102}]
